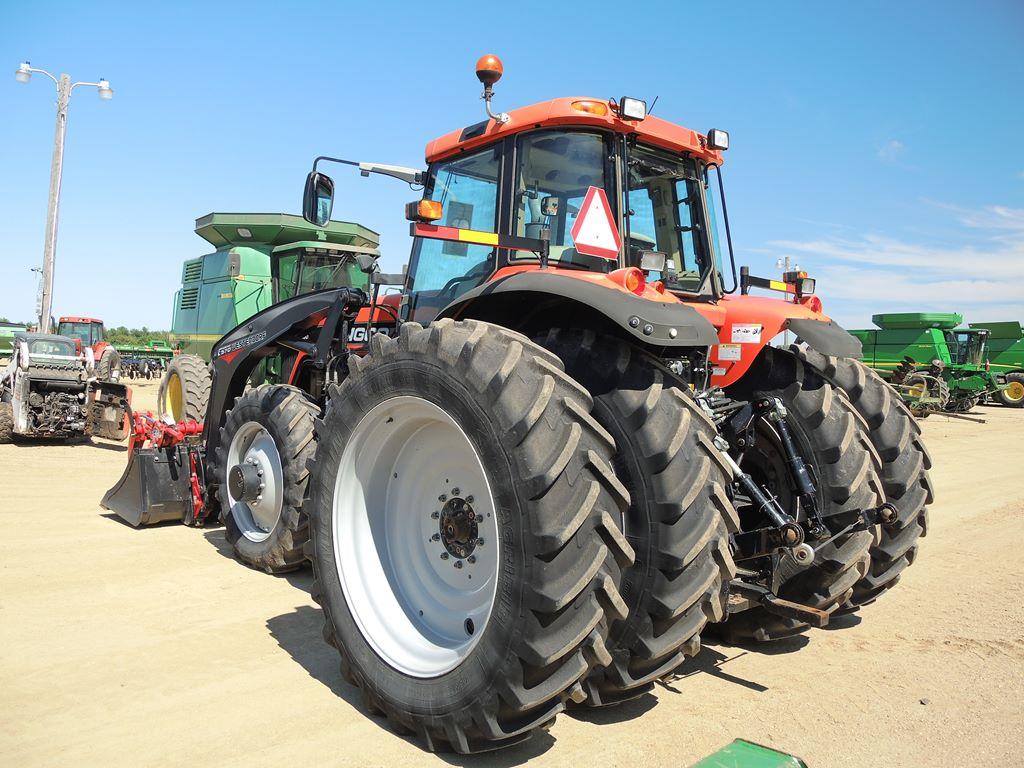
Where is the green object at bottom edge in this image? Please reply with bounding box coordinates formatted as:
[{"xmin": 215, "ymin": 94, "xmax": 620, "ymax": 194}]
[{"xmin": 690, "ymin": 739, "xmax": 808, "ymax": 768}]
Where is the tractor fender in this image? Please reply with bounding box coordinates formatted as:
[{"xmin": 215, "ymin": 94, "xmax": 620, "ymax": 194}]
[
  {"xmin": 786, "ymin": 318, "xmax": 862, "ymax": 358},
  {"xmin": 436, "ymin": 271, "xmax": 720, "ymax": 350},
  {"xmin": 696, "ymin": 294, "xmax": 861, "ymax": 388}
]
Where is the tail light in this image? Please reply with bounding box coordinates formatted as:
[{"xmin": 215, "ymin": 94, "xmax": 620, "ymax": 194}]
[{"xmin": 609, "ymin": 267, "xmax": 646, "ymax": 296}]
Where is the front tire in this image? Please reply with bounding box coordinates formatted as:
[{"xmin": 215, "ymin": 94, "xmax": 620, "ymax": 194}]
[
  {"xmin": 0, "ymin": 402, "xmax": 13, "ymax": 443},
  {"xmin": 306, "ymin": 320, "xmax": 634, "ymax": 752},
  {"xmin": 537, "ymin": 329, "xmax": 737, "ymax": 705},
  {"xmin": 158, "ymin": 354, "xmax": 211, "ymax": 422},
  {"xmin": 215, "ymin": 385, "xmax": 319, "ymax": 574}
]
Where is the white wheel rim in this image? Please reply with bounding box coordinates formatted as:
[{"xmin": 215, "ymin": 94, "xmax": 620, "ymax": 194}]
[
  {"xmin": 332, "ymin": 396, "xmax": 499, "ymax": 678},
  {"xmin": 227, "ymin": 421, "xmax": 284, "ymax": 542}
]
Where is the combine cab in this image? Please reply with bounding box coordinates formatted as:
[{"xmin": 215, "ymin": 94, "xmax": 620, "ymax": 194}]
[
  {"xmin": 158, "ymin": 213, "xmax": 380, "ymax": 421},
  {"xmin": 104, "ymin": 56, "xmax": 931, "ymax": 753}
]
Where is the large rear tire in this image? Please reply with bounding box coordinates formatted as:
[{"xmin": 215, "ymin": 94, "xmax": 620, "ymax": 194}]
[
  {"xmin": 716, "ymin": 347, "xmax": 881, "ymax": 642},
  {"xmin": 96, "ymin": 347, "xmax": 121, "ymax": 381},
  {"xmin": 215, "ymin": 385, "xmax": 319, "ymax": 574},
  {"xmin": 537, "ymin": 329, "xmax": 737, "ymax": 705},
  {"xmin": 158, "ymin": 354, "xmax": 211, "ymax": 422},
  {"xmin": 794, "ymin": 347, "xmax": 932, "ymax": 609},
  {"xmin": 997, "ymin": 373, "xmax": 1024, "ymax": 407},
  {"xmin": 305, "ymin": 320, "xmax": 634, "ymax": 752}
]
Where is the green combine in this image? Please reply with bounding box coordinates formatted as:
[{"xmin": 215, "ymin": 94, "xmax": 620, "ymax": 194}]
[
  {"xmin": 0, "ymin": 321, "xmax": 29, "ymax": 361},
  {"xmin": 968, "ymin": 320, "xmax": 1024, "ymax": 407},
  {"xmin": 160, "ymin": 212, "xmax": 379, "ymax": 419},
  {"xmin": 850, "ymin": 312, "xmax": 1007, "ymax": 416}
]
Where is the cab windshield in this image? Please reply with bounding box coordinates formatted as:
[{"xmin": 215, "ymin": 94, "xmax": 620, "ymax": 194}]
[
  {"xmin": 276, "ymin": 249, "xmax": 371, "ymax": 301},
  {"xmin": 58, "ymin": 321, "xmax": 100, "ymax": 346},
  {"xmin": 626, "ymin": 145, "xmax": 720, "ymax": 293}
]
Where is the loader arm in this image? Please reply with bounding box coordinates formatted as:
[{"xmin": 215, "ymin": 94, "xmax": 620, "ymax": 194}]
[{"xmin": 204, "ymin": 287, "xmax": 367, "ymax": 460}]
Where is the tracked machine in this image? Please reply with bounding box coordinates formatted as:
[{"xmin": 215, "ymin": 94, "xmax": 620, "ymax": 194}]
[{"xmin": 103, "ymin": 56, "xmax": 931, "ymax": 752}]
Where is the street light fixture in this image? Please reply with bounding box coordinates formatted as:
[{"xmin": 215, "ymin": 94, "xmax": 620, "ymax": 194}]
[{"xmin": 14, "ymin": 60, "xmax": 113, "ymax": 333}]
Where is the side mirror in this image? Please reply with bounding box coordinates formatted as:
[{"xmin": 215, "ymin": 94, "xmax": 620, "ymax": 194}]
[
  {"xmin": 355, "ymin": 253, "xmax": 379, "ymax": 274},
  {"xmin": 302, "ymin": 171, "xmax": 335, "ymax": 226}
]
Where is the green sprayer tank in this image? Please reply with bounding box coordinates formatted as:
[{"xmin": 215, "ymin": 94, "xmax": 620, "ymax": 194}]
[{"xmin": 170, "ymin": 213, "xmax": 379, "ymax": 358}]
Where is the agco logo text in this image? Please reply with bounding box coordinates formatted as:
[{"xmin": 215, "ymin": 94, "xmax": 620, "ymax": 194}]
[{"xmin": 216, "ymin": 331, "xmax": 268, "ymax": 358}]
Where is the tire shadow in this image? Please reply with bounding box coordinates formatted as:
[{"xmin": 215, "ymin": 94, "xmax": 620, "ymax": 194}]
[
  {"xmin": 821, "ymin": 612, "xmax": 863, "ymax": 632},
  {"xmin": 565, "ymin": 692, "xmax": 657, "ymax": 725},
  {"xmin": 266, "ymin": 604, "xmax": 556, "ymax": 767}
]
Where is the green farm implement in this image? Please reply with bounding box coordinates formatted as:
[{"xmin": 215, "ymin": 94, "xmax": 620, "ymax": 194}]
[
  {"xmin": 850, "ymin": 312, "xmax": 1007, "ymax": 417},
  {"xmin": 159, "ymin": 212, "xmax": 379, "ymax": 420},
  {"xmin": 969, "ymin": 320, "xmax": 1024, "ymax": 407}
]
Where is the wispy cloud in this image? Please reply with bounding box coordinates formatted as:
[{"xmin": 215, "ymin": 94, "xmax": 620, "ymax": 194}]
[
  {"xmin": 877, "ymin": 139, "xmax": 905, "ymax": 162},
  {"xmin": 764, "ymin": 204, "xmax": 1024, "ymax": 327}
]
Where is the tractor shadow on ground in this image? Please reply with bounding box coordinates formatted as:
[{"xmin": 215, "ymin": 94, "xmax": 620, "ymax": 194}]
[
  {"xmin": 667, "ymin": 633, "xmax": 812, "ymax": 695},
  {"xmin": 821, "ymin": 612, "xmax": 863, "ymax": 632},
  {"xmin": 9, "ymin": 436, "xmax": 126, "ymax": 452},
  {"xmin": 565, "ymin": 691, "xmax": 657, "ymax": 725},
  {"xmin": 199, "ymin": 528, "xmax": 316, "ymax": 590},
  {"xmin": 266, "ymin": 604, "xmax": 556, "ymax": 767}
]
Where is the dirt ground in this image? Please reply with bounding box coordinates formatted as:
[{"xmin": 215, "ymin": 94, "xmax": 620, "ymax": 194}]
[{"xmin": 1, "ymin": 379, "xmax": 1021, "ymax": 767}]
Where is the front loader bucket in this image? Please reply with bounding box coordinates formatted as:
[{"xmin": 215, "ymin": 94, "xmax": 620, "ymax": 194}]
[{"xmin": 101, "ymin": 444, "xmax": 193, "ymax": 526}]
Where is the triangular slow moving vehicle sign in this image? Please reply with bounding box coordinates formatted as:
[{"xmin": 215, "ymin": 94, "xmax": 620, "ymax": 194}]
[{"xmin": 570, "ymin": 186, "xmax": 621, "ymax": 260}]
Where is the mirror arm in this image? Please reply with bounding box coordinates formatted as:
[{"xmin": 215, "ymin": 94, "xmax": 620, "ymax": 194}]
[{"xmin": 311, "ymin": 156, "xmax": 424, "ymax": 186}]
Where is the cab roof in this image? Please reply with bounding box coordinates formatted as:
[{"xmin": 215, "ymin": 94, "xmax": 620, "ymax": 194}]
[
  {"xmin": 425, "ymin": 97, "xmax": 725, "ymax": 165},
  {"xmin": 58, "ymin": 316, "xmax": 102, "ymax": 324}
]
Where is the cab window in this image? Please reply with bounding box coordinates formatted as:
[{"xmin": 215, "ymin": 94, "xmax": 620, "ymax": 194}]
[
  {"xmin": 513, "ymin": 131, "xmax": 612, "ymax": 266},
  {"xmin": 626, "ymin": 146, "xmax": 716, "ymax": 293},
  {"xmin": 406, "ymin": 146, "xmax": 501, "ymax": 323}
]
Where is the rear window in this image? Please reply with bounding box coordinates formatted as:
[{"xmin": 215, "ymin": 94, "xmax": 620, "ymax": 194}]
[{"xmin": 29, "ymin": 339, "xmax": 75, "ymax": 357}]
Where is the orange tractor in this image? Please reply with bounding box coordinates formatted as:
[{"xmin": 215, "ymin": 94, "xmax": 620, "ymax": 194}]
[{"xmin": 104, "ymin": 56, "xmax": 931, "ymax": 752}]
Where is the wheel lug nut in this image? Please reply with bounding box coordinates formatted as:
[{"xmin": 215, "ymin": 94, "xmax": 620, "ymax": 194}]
[
  {"xmin": 453, "ymin": 560, "xmax": 463, "ymax": 569},
  {"xmin": 466, "ymin": 495, "xmax": 474, "ymax": 503},
  {"xmin": 440, "ymin": 552, "xmax": 449, "ymax": 560},
  {"xmin": 476, "ymin": 514, "xmax": 483, "ymax": 523},
  {"xmin": 467, "ymin": 555, "xmax": 476, "ymax": 564},
  {"xmin": 431, "ymin": 533, "xmax": 440, "ymax": 541},
  {"xmin": 452, "ymin": 487, "xmax": 461, "ymax": 496},
  {"xmin": 431, "ymin": 511, "xmax": 439, "ymax": 519},
  {"xmin": 476, "ymin": 538, "xmax": 485, "ymax": 547},
  {"xmin": 438, "ymin": 494, "xmax": 447, "ymax": 502}
]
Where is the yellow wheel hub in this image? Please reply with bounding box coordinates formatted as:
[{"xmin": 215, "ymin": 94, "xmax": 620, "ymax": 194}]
[
  {"xmin": 167, "ymin": 372, "xmax": 184, "ymax": 421},
  {"xmin": 1005, "ymin": 380, "xmax": 1024, "ymax": 403}
]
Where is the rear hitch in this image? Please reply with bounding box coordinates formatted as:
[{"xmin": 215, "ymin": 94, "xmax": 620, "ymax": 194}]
[
  {"xmin": 728, "ymin": 578, "xmax": 830, "ymax": 628},
  {"xmin": 713, "ymin": 435, "xmax": 813, "ymax": 565}
]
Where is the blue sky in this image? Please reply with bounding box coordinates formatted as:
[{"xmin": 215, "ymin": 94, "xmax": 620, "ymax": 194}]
[{"xmin": 2, "ymin": 0, "xmax": 1022, "ymax": 330}]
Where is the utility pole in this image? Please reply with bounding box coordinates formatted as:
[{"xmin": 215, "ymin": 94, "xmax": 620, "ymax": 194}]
[{"xmin": 15, "ymin": 62, "xmax": 113, "ymax": 333}]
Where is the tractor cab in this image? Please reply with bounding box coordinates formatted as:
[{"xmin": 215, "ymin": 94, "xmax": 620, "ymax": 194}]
[{"xmin": 57, "ymin": 316, "xmax": 105, "ymax": 354}]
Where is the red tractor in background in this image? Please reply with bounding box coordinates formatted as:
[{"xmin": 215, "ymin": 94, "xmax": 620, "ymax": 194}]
[
  {"xmin": 104, "ymin": 55, "xmax": 931, "ymax": 753},
  {"xmin": 57, "ymin": 316, "xmax": 120, "ymax": 380}
]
